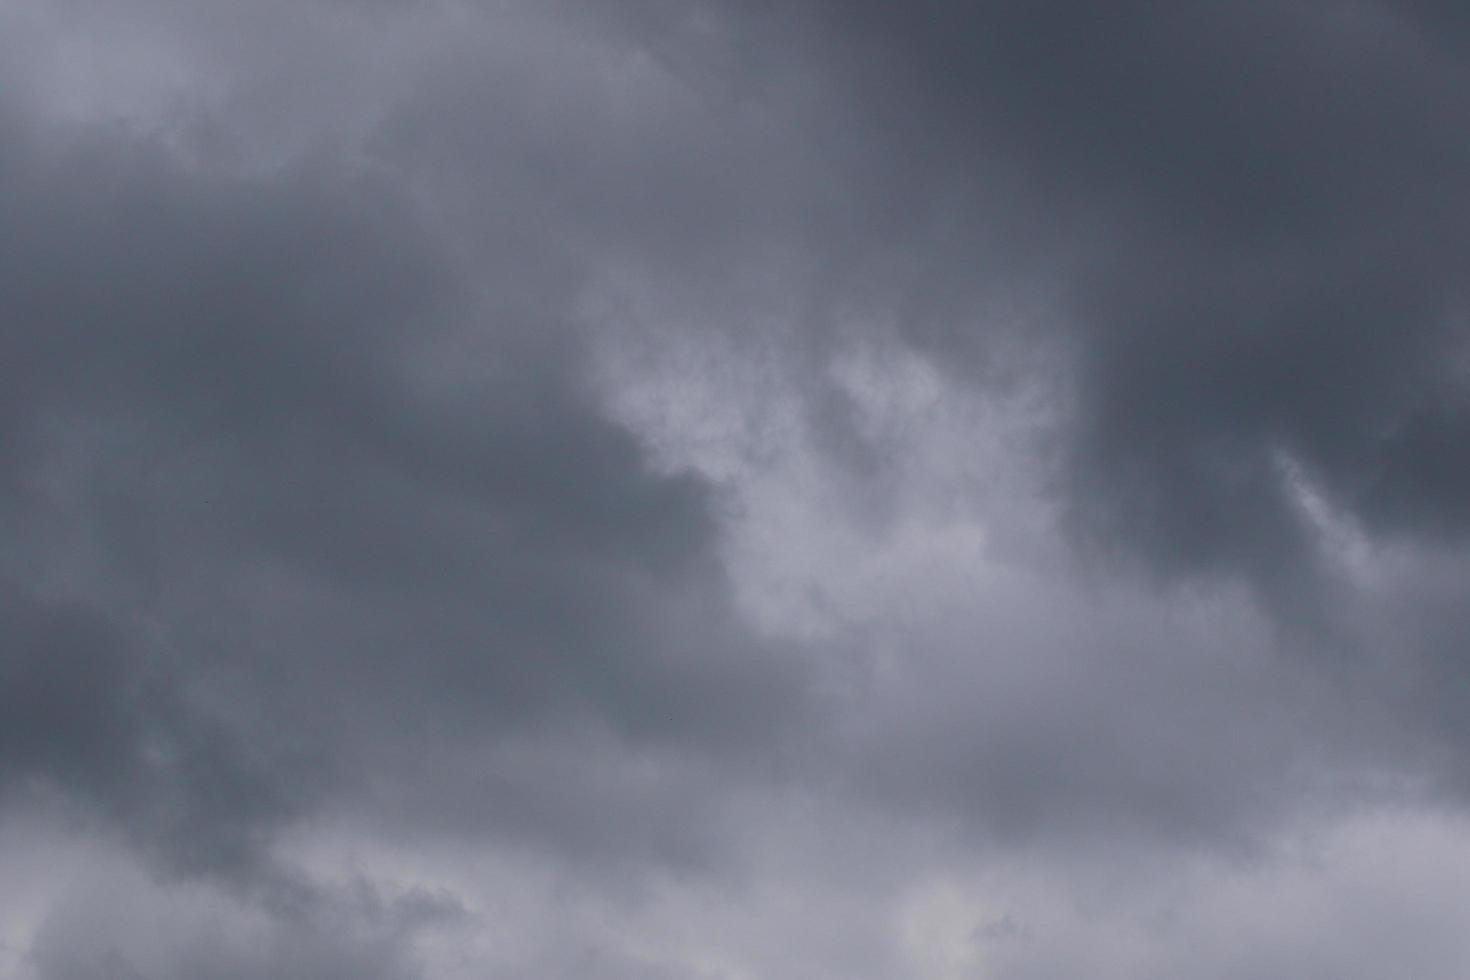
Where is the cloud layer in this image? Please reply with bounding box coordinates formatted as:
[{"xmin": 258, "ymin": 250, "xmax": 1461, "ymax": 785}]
[{"xmin": 4, "ymin": 2, "xmax": 1470, "ymax": 977}]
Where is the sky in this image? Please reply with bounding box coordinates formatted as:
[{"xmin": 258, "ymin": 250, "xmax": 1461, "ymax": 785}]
[{"xmin": 3, "ymin": 1, "xmax": 1470, "ymax": 977}]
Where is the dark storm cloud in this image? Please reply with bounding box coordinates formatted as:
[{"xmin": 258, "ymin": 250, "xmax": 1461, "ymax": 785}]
[
  {"xmin": 592, "ymin": 0, "xmax": 1470, "ymax": 841},
  {"xmin": 9, "ymin": 0, "xmax": 1470, "ymax": 976},
  {"xmin": 0, "ymin": 588, "xmax": 293, "ymax": 879},
  {"xmin": 777, "ymin": 0, "xmax": 1470, "ymax": 590},
  {"xmin": 0, "ymin": 58, "xmax": 805, "ymax": 890},
  {"xmin": 0, "ymin": 0, "xmax": 1450, "ymax": 865}
]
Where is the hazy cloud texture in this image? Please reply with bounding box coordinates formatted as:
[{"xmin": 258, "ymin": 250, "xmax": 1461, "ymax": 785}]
[{"xmin": 4, "ymin": 2, "xmax": 1470, "ymax": 978}]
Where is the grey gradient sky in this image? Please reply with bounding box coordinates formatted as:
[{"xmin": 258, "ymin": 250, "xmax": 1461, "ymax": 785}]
[{"xmin": 4, "ymin": 2, "xmax": 1470, "ymax": 978}]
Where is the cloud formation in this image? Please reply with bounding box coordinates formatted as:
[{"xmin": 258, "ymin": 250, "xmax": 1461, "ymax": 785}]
[{"xmin": 4, "ymin": 1, "xmax": 1470, "ymax": 977}]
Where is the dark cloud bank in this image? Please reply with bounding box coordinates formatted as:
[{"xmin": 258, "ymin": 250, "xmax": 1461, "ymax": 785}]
[{"xmin": 4, "ymin": 2, "xmax": 1470, "ymax": 978}]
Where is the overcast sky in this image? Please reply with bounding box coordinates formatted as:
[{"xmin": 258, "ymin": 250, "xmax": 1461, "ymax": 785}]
[{"xmin": 4, "ymin": 1, "xmax": 1470, "ymax": 977}]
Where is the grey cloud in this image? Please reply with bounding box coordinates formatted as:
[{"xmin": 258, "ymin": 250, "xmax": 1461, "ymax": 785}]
[
  {"xmin": 772, "ymin": 0, "xmax": 1470, "ymax": 589},
  {"xmin": 0, "ymin": 41, "xmax": 805, "ymax": 890},
  {"xmin": 8, "ymin": 0, "xmax": 1470, "ymax": 977},
  {"xmin": 0, "ymin": 588, "xmax": 296, "ymax": 881},
  {"xmin": 567, "ymin": 0, "xmax": 1470, "ymax": 842},
  {"xmin": 25, "ymin": 867, "xmax": 451, "ymax": 980}
]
